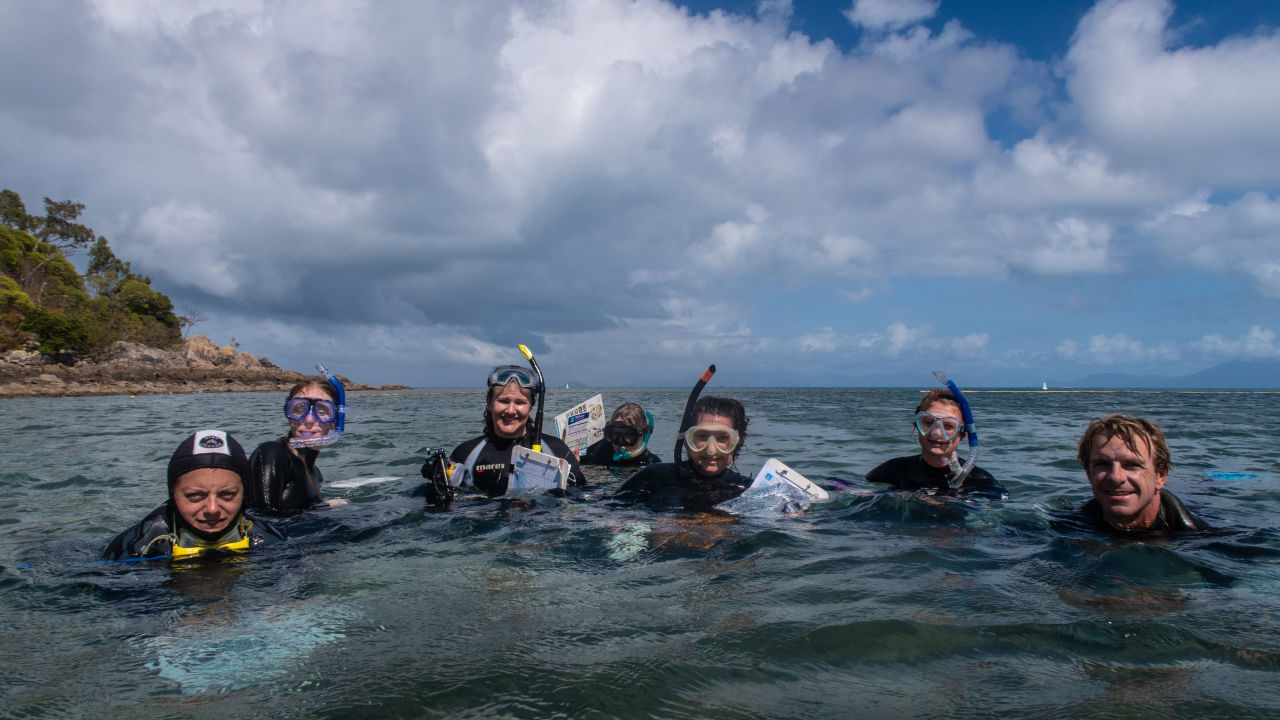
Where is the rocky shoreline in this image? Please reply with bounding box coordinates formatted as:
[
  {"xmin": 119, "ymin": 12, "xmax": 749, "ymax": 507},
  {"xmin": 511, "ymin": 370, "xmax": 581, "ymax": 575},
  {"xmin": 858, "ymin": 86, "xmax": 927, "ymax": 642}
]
[{"xmin": 0, "ymin": 335, "xmax": 408, "ymax": 398}]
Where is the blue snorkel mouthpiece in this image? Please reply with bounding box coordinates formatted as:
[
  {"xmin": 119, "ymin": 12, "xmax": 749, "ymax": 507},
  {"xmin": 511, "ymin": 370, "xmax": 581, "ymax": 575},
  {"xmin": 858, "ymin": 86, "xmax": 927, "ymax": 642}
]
[
  {"xmin": 931, "ymin": 370, "xmax": 978, "ymax": 489},
  {"xmin": 289, "ymin": 363, "xmax": 347, "ymax": 449}
]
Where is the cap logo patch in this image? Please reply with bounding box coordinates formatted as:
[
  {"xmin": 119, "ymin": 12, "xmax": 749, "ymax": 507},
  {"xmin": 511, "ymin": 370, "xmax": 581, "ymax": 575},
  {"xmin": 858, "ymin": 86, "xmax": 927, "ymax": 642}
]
[{"xmin": 193, "ymin": 429, "xmax": 231, "ymax": 455}]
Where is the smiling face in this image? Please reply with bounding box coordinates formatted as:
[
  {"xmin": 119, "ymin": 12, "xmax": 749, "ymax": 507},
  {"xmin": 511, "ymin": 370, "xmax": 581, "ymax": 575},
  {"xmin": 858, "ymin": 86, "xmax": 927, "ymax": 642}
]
[
  {"xmin": 916, "ymin": 400, "xmax": 965, "ymax": 468},
  {"xmin": 1087, "ymin": 433, "xmax": 1168, "ymax": 530},
  {"xmin": 172, "ymin": 467, "xmax": 244, "ymax": 535},
  {"xmin": 487, "ymin": 381, "xmax": 533, "ymax": 439},
  {"xmin": 287, "ymin": 382, "xmax": 337, "ymax": 442},
  {"xmin": 687, "ymin": 412, "xmax": 735, "ymax": 476}
]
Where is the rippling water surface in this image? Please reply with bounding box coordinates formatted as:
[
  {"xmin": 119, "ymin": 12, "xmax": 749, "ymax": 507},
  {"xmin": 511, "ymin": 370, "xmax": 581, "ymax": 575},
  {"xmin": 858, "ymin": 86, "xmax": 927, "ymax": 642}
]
[{"xmin": 3, "ymin": 387, "xmax": 1280, "ymax": 718}]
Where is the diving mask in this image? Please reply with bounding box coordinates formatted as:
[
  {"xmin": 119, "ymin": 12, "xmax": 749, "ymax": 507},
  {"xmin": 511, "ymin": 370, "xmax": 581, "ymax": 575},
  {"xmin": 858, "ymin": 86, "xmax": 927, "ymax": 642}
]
[
  {"xmin": 488, "ymin": 365, "xmax": 540, "ymax": 390},
  {"xmin": 684, "ymin": 424, "xmax": 740, "ymax": 457},
  {"xmin": 915, "ymin": 411, "xmax": 962, "ymax": 440},
  {"xmin": 288, "ymin": 364, "xmax": 347, "ymax": 449},
  {"xmin": 604, "ymin": 421, "xmax": 645, "ymax": 448},
  {"xmin": 285, "ymin": 397, "xmax": 339, "ymax": 424}
]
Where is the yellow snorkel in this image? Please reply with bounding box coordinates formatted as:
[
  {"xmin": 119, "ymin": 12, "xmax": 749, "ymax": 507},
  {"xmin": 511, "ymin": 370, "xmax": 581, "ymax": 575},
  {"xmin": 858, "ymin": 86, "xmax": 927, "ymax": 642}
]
[{"xmin": 517, "ymin": 344, "xmax": 546, "ymax": 452}]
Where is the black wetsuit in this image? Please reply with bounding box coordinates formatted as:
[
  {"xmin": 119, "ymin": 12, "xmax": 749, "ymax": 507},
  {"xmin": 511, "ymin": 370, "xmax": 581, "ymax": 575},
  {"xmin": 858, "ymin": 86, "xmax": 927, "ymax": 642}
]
[
  {"xmin": 614, "ymin": 461, "xmax": 752, "ymax": 511},
  {"xmin": 580, "ymin": 439, "xmax": 661, "ymax": 468},
  {"xmin": 100, "ymin": 502, "xmax": 284, "ymax": 561},
  {"xmin": 449, "ymin": 432, "xmax": 584, "ymax": 497},
  {"xmin": 247, "ymin": 438, "xmax": 324, "ymax": 513},
  {"xmin": 865, "ymin": 455, "xmax": 1007, "ymax": 499},
  {"xmin": 1079, "ymin": 488, "xmax": 1209, "ymax": 533}
]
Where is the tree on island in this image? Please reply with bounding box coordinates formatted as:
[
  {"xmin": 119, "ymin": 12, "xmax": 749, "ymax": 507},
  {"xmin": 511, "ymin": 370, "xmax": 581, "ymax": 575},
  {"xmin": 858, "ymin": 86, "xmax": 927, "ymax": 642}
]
[{"xmin": 1, "ymin": 188, "xmax": 185, "ymax": 359}]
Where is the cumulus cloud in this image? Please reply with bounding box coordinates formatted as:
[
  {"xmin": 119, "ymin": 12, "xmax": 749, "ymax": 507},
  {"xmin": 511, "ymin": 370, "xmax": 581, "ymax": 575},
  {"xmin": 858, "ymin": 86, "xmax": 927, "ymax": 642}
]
[
  {"xmin": 793, "ymin": 322, "xmax": 983, "ymax": 361},
  {"xmin": 1142, "ymin": 191, "xmax": 1280, "ymax": 297},
  {"xmin": 1192, "ymin": 326, "xmax": 1280, "ymax": 359},
  {"xmin": 844, "ymin": 0, "xmax": 940, "ymax": 32},
  {"xmin": 1059, "ymin": 333, "xmax": 1179, "ymax": 365},
  {"xmin": 2, "ymin": 0, "xmax": 1278, "ymax": 385},
  {"xmin": 1067, "ymin": 0, "xmax": 1280, "ymax": 187}
]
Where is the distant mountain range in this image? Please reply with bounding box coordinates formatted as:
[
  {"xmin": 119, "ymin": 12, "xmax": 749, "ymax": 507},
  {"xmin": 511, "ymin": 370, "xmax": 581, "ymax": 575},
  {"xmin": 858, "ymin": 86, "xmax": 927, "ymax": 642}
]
[{"xmin": 1054, "ymin": 360, "xmax": 1280, "ymax": 389}]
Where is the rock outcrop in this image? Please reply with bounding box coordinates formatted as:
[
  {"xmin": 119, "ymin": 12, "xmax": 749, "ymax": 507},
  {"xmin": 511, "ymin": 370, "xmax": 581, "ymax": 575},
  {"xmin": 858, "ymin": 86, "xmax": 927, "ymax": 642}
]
[{"xmin": 0, "ymin": 335, "xmax": 407, "ymax": 398}]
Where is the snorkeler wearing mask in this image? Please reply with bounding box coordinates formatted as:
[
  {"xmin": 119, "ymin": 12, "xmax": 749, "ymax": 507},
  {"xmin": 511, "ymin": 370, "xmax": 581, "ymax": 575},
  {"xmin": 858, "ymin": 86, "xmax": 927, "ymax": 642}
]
[
  {"xmin": 580, "ymin": 402, "xmax": 661, "ymax": 468},
  {"xmin": 100, "ymin": 430, "xmax": 284, "ymax": 561},
  {"xmin": 247, "ymin": 373, "xmax": 346, "ymax": 513},
  {"xmin": 864, "ymin": 389, "xmax": 1006, "ymax": 499},
  {"xmin": 436, "ymin": 363, "xmax": 584, "ymax": 500},
  {"xmin": 613, "ymin": 396, "xmax": 752, "ymax": 511}
]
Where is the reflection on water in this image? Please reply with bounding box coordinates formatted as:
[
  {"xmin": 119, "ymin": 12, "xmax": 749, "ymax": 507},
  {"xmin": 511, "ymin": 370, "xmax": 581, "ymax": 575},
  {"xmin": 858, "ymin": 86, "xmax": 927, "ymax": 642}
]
[{"xmin": 2, "ymin": 388, "xmax": 1279, "ymax": 717}]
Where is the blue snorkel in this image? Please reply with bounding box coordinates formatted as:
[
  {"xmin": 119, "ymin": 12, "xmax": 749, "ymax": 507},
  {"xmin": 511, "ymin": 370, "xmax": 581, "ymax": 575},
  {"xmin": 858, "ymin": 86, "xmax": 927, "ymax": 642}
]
[
  {"xmin": 289, "ymin": 363, "xmax": 347, "ymax": 449},
  {"xmin": 931, "ymin": 370, "xmax": 978, "ymax": 489},
  {"xmin": 612, "ymin": 410, "xmax": 655, "ymax": 463}
]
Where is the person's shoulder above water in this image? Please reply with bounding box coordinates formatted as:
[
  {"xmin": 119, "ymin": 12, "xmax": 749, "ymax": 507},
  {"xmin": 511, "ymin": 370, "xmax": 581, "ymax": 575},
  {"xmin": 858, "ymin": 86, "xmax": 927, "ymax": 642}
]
[
  {"xmin": 581, "ymin": 438, "xmax": 661, "ymax": 467},
  {"xmin": 865, "ymin": 455, "xmax": 1006, "ymax": 499},
  {"xmin": 449, "ymin": 434, "xmax": 487, "ymax": 463},
  {"xmin": 246, "ymin": 437, "xmax": 324, "ymax": 513},
  {"xmin": 100, "ymin": 503, "xmax": 174, "ymax": 560},
  {"xmin": 1077, "ymin": 488, "xmax": 1209, "ymax": 534},
  {"xmin": 100, "ymin": 504, "xmax": 286, "ymax": 561},
  {"xmin": 614, "ymin": 461, "xmax": 752, "ymax": 511}
]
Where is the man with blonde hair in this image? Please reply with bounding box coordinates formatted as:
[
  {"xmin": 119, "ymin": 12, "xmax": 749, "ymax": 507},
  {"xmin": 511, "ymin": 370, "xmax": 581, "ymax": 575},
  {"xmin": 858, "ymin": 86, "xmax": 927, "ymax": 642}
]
[{"xmin": 1076, "ymin": 413, "xmax": 1207, "ymax": 532}]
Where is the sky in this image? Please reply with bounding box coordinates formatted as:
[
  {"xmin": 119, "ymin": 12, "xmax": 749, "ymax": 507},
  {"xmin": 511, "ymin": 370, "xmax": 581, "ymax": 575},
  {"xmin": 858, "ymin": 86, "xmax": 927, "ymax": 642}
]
[{"xmin": 2, "ymin": 0, "xmax": 1279, "ymax": 388}]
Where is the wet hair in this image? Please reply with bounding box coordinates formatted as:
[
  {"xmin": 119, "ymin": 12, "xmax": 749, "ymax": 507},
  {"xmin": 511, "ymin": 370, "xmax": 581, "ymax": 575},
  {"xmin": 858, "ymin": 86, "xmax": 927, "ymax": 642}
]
[
  {"xmin": 1077, "ymin": 413, "xmax": 1171, "ymax": 476},
  {"xmin": 483, "ymin": 380, "xmax": 535, "ymax": 437},
  {"xmin": 691, "ymin": 396, "xmax": 748, "ymax": 459},
  {"xmin": 915, "ymin": 389, "xmax": 961, "ymax": 415},
  {"xmin": 287, "ymin": 377, "xmax": 338, "ymax": 403},
  {"xmin": 610, "ymin": 402, "xmax": 650, "ymax": 430}
]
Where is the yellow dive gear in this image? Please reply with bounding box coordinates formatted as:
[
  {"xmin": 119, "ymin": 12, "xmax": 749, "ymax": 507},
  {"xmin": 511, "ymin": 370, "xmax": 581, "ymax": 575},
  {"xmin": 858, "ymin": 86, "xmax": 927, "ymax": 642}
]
[{"xmin": 142, "ymin": 517, "xmax": 255, "ymax": 560}]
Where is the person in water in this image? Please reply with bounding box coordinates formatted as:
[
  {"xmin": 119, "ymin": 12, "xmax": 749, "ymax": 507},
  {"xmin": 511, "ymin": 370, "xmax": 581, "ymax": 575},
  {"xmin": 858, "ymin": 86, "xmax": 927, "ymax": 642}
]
[
  {"xmin": 613, "ymin": 396, "xmax": 752, "ymax": 511},
  {"xmin": 1075, "ymin": 413, "xmax": 1207, "ymax": 533},
  {"xmin": 101, "ymin": 430, "xmax": 284, "ymax": 561},
  {"xmin": 580, "ymin": 402, "xmax": 661, "ymax": 468},
  {"xmin": 865, "ymin": 389, "xmax": 1006, "ymax": 499},
  {"xmin": 247, "ymin": 377, "xmax": 344, "ymax": 513},
  {"xmin": 442, "ymin": 364, "xmax": 584, "ymax": 498}
]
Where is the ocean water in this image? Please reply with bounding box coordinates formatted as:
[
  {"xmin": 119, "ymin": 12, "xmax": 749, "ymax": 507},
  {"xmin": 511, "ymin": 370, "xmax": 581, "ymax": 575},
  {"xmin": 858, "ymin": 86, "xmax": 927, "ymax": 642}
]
[{"xmin": 2, "ymin": 387, "xmax": 1279, "ymax": 719}]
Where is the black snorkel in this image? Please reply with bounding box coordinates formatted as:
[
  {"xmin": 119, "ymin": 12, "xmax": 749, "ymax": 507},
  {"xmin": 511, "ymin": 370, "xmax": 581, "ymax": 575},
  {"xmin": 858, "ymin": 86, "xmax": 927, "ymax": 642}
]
[
  {"xmin": 673, "ymin": 364, "xmax": 716, "ymax": 468},
  {"xmin": 517, "ymin": 344, "xmax": 546, "ymax": 452}
]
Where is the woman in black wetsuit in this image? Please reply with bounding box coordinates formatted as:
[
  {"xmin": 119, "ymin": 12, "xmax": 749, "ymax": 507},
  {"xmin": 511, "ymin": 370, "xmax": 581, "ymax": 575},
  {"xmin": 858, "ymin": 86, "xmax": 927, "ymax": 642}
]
[
  {"xmin": 580, "ymin": 402, "xmax": 661, "ymax": 468},
  {"xmin": 440, "ymin": 364, "xmax": 584, "ymax": 499},
  {"xmin": 614, "ymin": 396, "xmax": 751, "ymax": 511},
  {"xmin": 247, "ymin": 376, "xmax": 345, "ymax": 513},
  {"xmin": 101, "ymin": 429, "xmax": 283, "ymax": 561}
]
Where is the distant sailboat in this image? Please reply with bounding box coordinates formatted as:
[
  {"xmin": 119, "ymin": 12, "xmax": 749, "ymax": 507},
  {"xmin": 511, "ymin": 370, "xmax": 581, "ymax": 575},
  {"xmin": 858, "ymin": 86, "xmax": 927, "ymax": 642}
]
[{"xmin": 1042, "ymin": 381, "xmax": 1048, "ymax": 391}]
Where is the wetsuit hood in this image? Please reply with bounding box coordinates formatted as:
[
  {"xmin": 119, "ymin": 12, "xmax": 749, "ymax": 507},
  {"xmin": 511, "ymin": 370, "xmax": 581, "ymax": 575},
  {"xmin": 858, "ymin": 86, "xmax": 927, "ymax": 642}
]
[
  {"xmin": 167, "ymin": 429, "xmax": 252, "ymax": 496},
  {"xmin": 166, "ymin": 429, "xmax": 252, "ymax": 543}
]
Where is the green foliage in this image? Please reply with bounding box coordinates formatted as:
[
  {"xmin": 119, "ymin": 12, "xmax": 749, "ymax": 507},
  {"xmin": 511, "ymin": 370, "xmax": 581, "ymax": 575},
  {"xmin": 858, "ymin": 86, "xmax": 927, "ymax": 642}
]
[
  {"xmin": 0, "ymin": 189, "xmax": 185, "ymax": 357},
  {"xmin": 38, "ymin": 197, "xmax": 95, "ymax": 254},
  {"xmin": 86, "ymin": 236, "xmax": 130, "ymax": 297},
  {"xmin": 0, "ymin": 275, "xmax": 34, "ymax": 350},
  {"xmin": 21, "ymin": 306, "xmax": 88, "ymax": 355},
  {"xmin": 0, "ymin": 190, "xmax": 38, "ymax": 233}
]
